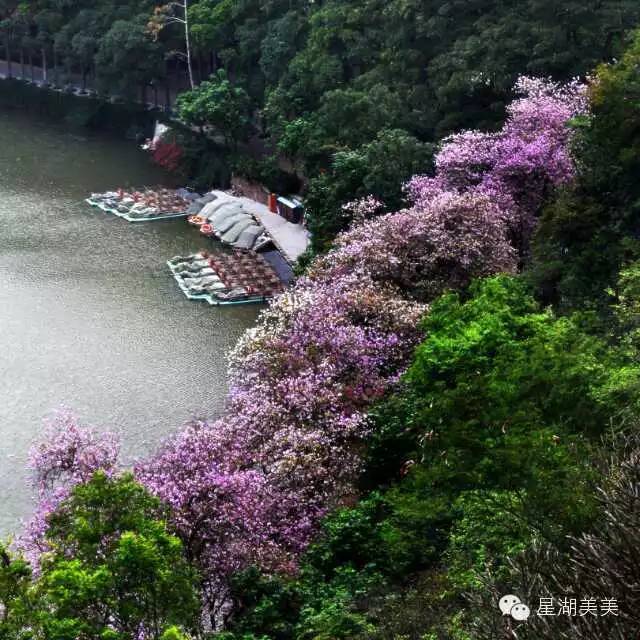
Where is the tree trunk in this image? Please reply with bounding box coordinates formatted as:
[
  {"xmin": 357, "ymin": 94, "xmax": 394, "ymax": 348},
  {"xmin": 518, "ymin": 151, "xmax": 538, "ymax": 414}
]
[
  {"xmin": 82, "ymin": 68, "xmax": 87, "ymax": 90},
  {"xmin": 196, "ymin": 52, "xmax": 203, "ymax": 83},
  {"xmin": 165, "ymin": 84, "xmax": 171, "ymax": 111},
  {"xmin": 184, "ymin": 0, "xmax": 194, "ymax": 89},
  {"xmin": 53, "ymin": 48, "xmax": 58, "ymax": 86},
  {"xmin": 153, "ymin": 84, "xmax": 158, "ymax": 108},
  {"xmin": 42, "ymin": 48, "xmax": 47, "ymax": 83},
  {"xmin": 5, "ymin": 39, "xmax": 11, "ymax": 78},
  {"xmin": 20, "ymin": 48, "xmax": 24, "ymax": 79},
  {"xmin": 29, "ymin": 51, "xmax": 34, "ymax": 82}
]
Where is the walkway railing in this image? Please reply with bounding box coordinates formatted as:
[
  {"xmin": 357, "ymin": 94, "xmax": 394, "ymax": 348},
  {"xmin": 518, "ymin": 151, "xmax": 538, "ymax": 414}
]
[{"xmin": 0, "ymin": 58, "xmax": 182, "ymax": 112}]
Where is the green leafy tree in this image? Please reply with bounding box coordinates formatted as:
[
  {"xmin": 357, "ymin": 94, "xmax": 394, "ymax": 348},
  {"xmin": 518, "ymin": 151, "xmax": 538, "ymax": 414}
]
[
  {"xmin": 95, "ymin": 17, "xmax": 165, "ymax": 97},
  {"xmin": 189, "ymin": 0, "xmax": 236, "ymax": 54},
  {"xmin": 259, "ymin": 12, "xmax": 304, "ymax": 86},
  {"xmin": 35, "ymin": 472, "xmax": 200, "ymax": 640},
  {"xmin": 69, "ymin": 11, "xmax": 99, "ymax": 89},
  {"xmin": 221, "ymin": 495, "xmax": 403, "ymax": 640},
  {"xmin": 365, "ymin": 275, "xmax": 640, "ymax": 581},
  {"xmin": 0, "ymin": 544, "xmax": 32, "ymax": 640},
  {"xmin": 530, "ymin": 29, "xmax": 640, "ymax": 311},
  {"xmin": 176, "ymin": 69, "xmax": 250, "ymax": 149},
  {"xmin": 466, "ymin": 435, "xmax": 640, "ymax": 639},
  {"xmin": 388, "ymin": 276, "xmax": 639, "ymax": 533},
  {"xmin": 304, "ymin": 129, "xmax": 433, "ymax": 253}
]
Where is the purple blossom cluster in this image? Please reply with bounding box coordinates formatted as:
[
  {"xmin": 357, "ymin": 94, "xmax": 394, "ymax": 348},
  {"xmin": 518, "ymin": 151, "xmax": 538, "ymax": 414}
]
[
  {"xmin": 227, "ymin": 274, "xmax": 424, "ymax": 493},
  {"xmin": 407, "ymin": 75, "xmax": 589, "ymax": 256},
  {"xmin": 341, "ymin": 195, "xmax": 385, "ymax": 226},
  {"xmin": 20, "ymin": 76, "xmax": 589, "ymax": 620},
  {"xmin": 136, "ymin": 275, "xmax": 424, "ymax": 614},
  {"xmin": 314, "ymin": 189, "xmax": 517, "ymax": 299},
  {"xmin": 135, "ymin": 420, "xmax": 313, "ymax": 618},
  {"xmin": 19, "ymin": 408, "xmax": 120, "ymax": 569},
  {"xmin": 312, "ymin": 77, "xmax": 588, "ymax": 300},
  {"xmin": 314, "ymin": 77, "xmax": 587, "ymax": 300}
]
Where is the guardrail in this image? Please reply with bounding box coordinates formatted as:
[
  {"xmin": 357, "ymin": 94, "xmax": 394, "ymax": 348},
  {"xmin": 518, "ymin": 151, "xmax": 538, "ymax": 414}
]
[{"xmin": 0, "ymin": 59, "xmax": 181, "ymax": 114}]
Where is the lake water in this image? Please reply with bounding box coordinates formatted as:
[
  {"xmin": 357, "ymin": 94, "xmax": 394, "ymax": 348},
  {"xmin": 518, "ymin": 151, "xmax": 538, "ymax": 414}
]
[{"xmin": 0, "ymin": 109, "xmax": 260, "ymax": 537}]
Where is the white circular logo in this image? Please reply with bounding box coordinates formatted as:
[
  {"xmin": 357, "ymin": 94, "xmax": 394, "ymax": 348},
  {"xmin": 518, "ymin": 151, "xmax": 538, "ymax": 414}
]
[
  {"xmin": 510, "ymin": 603, "xmax": 531, "ymax": 621},
  {"xmin": 499, "ymin": 594, "xmax": 521, "ymax": 615}
]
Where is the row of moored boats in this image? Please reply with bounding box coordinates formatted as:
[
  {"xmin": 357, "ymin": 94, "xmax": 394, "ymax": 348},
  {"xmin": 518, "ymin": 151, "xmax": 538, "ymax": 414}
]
[
  {"xmin": 86, "ymin": 186, "xmax": 285, "ymax": 305},
  {"xmin": 168, "ymin": 251, "xmax": 283, "ymax": 305},
  {"xmin": 187, "ymin": 195, "xmax": 272, "ymax": 252},
  {"xmin": 86, "ymin": 187, "xmax": 201, "ymax": 221}
]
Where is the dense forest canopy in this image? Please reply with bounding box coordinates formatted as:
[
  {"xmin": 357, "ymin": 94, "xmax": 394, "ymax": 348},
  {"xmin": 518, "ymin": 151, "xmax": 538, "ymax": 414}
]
[
  {"xmin": 2, "ymin": 1, "xmax": 640, "ymax": 250},
  {"xmin": 2, "ymin": 2, "xmax": 640, "ymax": 640}
]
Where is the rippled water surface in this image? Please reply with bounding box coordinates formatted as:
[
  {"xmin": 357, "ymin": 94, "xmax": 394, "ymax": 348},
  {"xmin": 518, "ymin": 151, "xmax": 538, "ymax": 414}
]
[{"xmin": 0, "ymin": 109, "xmax": 260, "ymax": 536}]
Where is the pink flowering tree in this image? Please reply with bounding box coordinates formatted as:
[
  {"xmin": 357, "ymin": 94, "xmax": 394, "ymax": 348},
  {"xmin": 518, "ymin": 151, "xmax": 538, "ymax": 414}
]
[
  {"xmin": 135, "ymin": 420, "xmax": 316, "ymax": 624},
  {"xmin": 407, "ymin": 76, "xmax": 589, "ymax": 255},
  {"xmin": 341, "ymin": 195, "xmax": 385, "ymax": 226},
  {"xmin": 18, "ymin": 409, "xmax": 120, "ymax": 568},
  {"xmin": 137, "ymin": 275, "xmax": 425, "ymax": 620},
  {"xmin": 313, "ymin": 190, "xmax": 517, "ymax": 300},
  {"xmin": 309, "ymin": 77, "xmax": 588, "ymax": 302},
  {"xmin": 227, "ymin": 274, "xmax": 425, "ymax": 496}
]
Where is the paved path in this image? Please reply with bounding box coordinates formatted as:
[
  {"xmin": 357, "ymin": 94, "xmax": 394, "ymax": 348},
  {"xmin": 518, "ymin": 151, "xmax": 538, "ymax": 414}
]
[{"xmin": 0, "ymin": 59, "xmax": 181, "ymax": 108}]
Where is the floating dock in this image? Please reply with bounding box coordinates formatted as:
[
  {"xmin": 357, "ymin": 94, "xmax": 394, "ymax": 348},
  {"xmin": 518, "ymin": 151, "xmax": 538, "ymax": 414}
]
[
  {"xmin": 86, "ymin": 198, "xmax": 191, "ymax": 222},
  {"xmin": 86, "ymin": 187, "xmax": 199, "ymax": 223},
  {"xmin": 168, "ymin": 251, "xmax": 284, "ymax": 306}
]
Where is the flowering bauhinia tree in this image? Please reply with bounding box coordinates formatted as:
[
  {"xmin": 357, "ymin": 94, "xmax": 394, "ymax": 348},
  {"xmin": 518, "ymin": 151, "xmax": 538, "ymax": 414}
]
[
  {"xmin": 18, "ymin": 409, "xmax": 120, "ymax": 568},
  {"xmin": 313, "ymin": 190, "xmax": 517, "ymax": 300},
  {"xmin": 135, "ymin": 419, "xmax": 316, "ymax": 624},
  {"xmin": 227, "ymin": 273, "xmax": 425, "ymax": 494},
  {"xmin": 407, "ymin": 76, "xmax": 589, "ymax": 255},
  {"xmin": 137, "ymin": 274, "xmax": 425, "ymax": 619},
  {"xmin": 203, "ymin": 78, "xmax": 587, "ymax": 564},
  {"xmin": 341, "ymin": 195, "xmax": 385, "ymax": 226}
]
